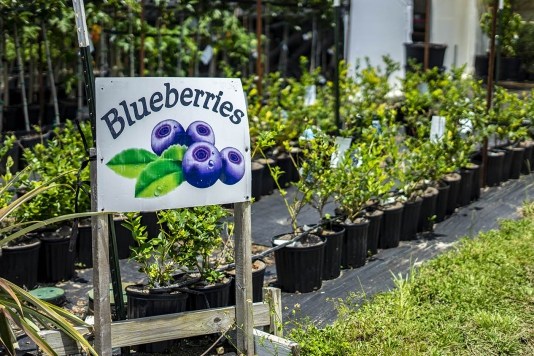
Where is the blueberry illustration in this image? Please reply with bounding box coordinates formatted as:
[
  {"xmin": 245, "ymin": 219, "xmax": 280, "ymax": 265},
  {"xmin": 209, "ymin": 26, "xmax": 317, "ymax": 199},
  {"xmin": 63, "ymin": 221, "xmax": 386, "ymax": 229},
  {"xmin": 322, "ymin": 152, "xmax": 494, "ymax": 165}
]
[
  {"xmin": 151, "ymin": 119, "xmax": 187, "ymax": 155},
  {"xmin": 182, "ymin": 142, "xmax": 222, "ymax": 188},
  {"xmin": 219, "ymin": 147, "xmax": 245, "ymax": 185},
  {"xmin": 185, "ymin": 121, "xmax": 215, "ymax": 146}
]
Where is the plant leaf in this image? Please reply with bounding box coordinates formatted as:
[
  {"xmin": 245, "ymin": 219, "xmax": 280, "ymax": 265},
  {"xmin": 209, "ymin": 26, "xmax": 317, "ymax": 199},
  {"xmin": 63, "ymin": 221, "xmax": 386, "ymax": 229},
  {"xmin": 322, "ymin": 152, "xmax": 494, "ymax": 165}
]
[
  {"xmin": 160, "ymin": 145, "xmax": 187, "ymax": 162},
  {"xmin": 106, "ymin": 148, "xmax": 158, "ymax": 179},
  {"xmin": 135, "ymin": 159, "xmax": 184, "ymax": 198}
]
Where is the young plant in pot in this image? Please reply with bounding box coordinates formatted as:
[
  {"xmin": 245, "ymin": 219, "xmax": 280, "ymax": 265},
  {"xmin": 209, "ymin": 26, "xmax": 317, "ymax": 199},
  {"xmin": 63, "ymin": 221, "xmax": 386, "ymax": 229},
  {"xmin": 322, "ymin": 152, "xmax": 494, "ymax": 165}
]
[
  {"xmin": 398, "ymin": 137, "xmax": 431, "ymax": 240},
  {"xmin": 294, "ymin": 132, "xmax": 344, "ymax": 280},
  {"xmin": 488, "ymin": 88, "xmax": 528, "ymax": 181},
  {"xmin": 14, "ymin": 121, "xmax": 92, "ymax": 282},
  {"xmin": 255, "ymin": 130, "xmax": 327, "ymax": 294},
  {"xmin": 216, "ymin": 222, "xmax": 267, "ymax": 304},
  {"xmin": 333, "ymin": 139, "xmax": 395, "ymax": 266},
  {"xmin": 0, "ymin": 179, "xmax": 103, "ymax": 355},
  {"xmin": 121, "ymin": 209, "xmax": 194, "ymax": 353},
  {"xmin": 162, "ymin": 205, "xmax": 233, "ymax": 311}
]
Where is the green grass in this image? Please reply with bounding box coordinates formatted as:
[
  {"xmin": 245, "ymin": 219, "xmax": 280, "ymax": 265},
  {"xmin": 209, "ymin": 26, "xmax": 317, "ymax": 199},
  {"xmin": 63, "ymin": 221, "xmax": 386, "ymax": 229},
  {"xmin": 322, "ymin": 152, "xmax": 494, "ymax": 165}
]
[{"xmin": 288, "ymin": 210, "xmax": 534, "ymax": 355}]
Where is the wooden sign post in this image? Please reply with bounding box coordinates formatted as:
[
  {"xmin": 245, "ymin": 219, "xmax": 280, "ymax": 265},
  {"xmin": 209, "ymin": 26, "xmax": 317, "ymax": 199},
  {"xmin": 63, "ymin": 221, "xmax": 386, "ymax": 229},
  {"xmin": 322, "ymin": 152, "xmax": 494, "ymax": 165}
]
[
  {"xmin": 73, "ymin": 1, "xmax": 112, "ymax": 355},
  {"xmin": 73, "ymin": 4, "xmax": 254, "ymax": 355}
]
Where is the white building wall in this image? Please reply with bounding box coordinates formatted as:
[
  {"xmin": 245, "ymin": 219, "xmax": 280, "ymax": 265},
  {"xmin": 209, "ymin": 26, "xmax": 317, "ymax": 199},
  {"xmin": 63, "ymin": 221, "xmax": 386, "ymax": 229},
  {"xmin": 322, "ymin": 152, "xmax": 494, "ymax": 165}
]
[
  {"xmin": 346, "ymin": 0, "xmax": 485, "ymax": 78},
  {"xmin": 346, "ymin": 0, "xmax": 412, "ymax": 81},
  {"xmin": 430, "ymin": 0, "xmax": 483, "ymax": 73}
]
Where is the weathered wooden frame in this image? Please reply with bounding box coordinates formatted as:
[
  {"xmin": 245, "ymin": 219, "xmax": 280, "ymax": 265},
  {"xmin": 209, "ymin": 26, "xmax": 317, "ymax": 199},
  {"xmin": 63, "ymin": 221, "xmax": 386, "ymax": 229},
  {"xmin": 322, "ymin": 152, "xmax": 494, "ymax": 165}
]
[{"xmin": 39, "ymin": 287, "xmax": 299, "ymax": 356}]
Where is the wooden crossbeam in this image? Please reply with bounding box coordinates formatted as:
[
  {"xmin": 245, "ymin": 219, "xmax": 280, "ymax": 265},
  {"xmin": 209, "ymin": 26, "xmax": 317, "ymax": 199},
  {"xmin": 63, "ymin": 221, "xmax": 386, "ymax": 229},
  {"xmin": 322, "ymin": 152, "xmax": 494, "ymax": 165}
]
[{"xmin": 38, "ymin": 285, "xmax": 298, "ymax": 356}]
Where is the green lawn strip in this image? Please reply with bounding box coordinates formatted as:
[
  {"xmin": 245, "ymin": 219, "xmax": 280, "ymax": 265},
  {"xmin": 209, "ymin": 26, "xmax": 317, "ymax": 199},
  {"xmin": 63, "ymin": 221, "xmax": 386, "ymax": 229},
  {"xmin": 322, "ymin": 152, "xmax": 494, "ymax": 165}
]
[{"xmin": 288, "ymin": 216, "xmax": 534, "ymax": 355}]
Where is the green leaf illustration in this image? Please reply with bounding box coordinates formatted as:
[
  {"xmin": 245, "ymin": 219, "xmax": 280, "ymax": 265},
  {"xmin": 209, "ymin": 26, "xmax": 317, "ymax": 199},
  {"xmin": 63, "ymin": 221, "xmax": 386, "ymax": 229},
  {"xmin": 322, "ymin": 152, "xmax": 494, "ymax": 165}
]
[
  {"xmin": 106, "ymin": 148, "xmax": 158, "ymax": 179},
  {"xmin": 135, "ymin": 159, "xmax": 184, "ymax": 198},
  {"xmin": 160, "ymin": 145, "xmax": 187, "ymax": 162}
]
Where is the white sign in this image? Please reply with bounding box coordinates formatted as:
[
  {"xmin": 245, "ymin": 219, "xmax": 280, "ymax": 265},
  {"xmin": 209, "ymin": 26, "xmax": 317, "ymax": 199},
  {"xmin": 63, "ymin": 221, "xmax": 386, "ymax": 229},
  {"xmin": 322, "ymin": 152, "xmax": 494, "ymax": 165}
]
[
  {"xmin": 96, "ymin": 77, "xmax": 251, "ymax": 212},
  {"xmin": 430, "ymin": 116, "xmax": 446, "ymax": 143},
  {"xmin": 304, "ymin": 85, "xmax": 316, "ymax": 106},
  {"xmin": 330, "ymin": 136, "xmax": 352, "ymax": 168}
]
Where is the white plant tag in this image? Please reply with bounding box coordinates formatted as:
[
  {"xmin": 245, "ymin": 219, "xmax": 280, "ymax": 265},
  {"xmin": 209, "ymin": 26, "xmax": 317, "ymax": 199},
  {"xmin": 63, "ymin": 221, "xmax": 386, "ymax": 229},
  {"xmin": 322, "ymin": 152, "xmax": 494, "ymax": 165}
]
[
  {"xmin": 417, "ymin": 82, "xmax": 429, "ymax": 95},
  {"xmin": 331, "ymin": 136, "xmax": 352, "ymax": 168},
  {"xmin": 459, "ymin": 118, "xmax": 473, "ymax": 136},
  {"xmin": 430, "ymin": 116, "xmax": 446, "ymax": 142},
  {"xmin": 304, "ymin": 85, "xmax": 316, "ymax": 106},
  {"xmin": 200, "ymin": 45, "xmax": 213, "ymax": 65}
]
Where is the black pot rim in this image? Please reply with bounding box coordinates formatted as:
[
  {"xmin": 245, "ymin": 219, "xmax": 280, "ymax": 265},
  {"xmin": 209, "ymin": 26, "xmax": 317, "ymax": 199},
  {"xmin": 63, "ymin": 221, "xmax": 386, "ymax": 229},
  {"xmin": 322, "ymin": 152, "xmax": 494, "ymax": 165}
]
[
  {"xmin": 271, "ymin": 233, "xmax": 327, "ymax": 251},
  {"xmin": 1, "ymin": 237, "xmax": 41, "ymax": 251},
  {"xmin": 189, "ymin": 277, "xmax": 233, "ymax": 292},
  {"xmin": 125, "ymin": 284, "xmax": 189, "ymax": 299}
]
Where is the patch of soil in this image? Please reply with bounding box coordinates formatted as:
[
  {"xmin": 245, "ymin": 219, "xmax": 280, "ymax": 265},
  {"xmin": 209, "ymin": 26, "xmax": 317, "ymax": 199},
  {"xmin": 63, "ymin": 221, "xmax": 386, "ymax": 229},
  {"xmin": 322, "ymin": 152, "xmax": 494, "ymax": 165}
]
[
  {"xmin": 275, "ymin": 233, "xmax": 323, "ymax": 247},
  {"xmin": 225, "ymin": 260, "xmax": 267, "ymax": 275},
  {"xmin": 251, "ymin": 245, "xmax": 275, "ymax": 266}
]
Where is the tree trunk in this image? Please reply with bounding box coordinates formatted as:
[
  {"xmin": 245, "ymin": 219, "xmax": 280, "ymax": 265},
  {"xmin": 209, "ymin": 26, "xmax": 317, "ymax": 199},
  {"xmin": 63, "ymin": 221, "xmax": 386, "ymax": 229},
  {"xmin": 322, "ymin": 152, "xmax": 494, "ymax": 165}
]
[
  {"xmin": 193, "ymin": 17, "xmax": 201, "ymax": 77},
  {"xmin": 38, "ymin": 31, "xmax": 44, "ymax": 127},
  {"xmin": 14, "ymin": 24, "xmax": 30, "ymax": 131},
  {"xmin": 77, "ymin": 55, "xmax": 83, "ymax": 121},
  {"xmin": 0, "ymin": 17, "xmax": 4, "ymax": 131},
  {"xmin": 100, "ymin": 20, "xmax": 107, "ymax": 77},
  {"xmin": 177, "ymin": 13, "xmax": 184, "ymax": 76},
  {"xmin": 139, "ymin": 0, "xmax": 146, "ymax": 77},
  {"xmin": 279, "ymin": 21, "xmax": 289, "ymax": 79},
  {"xmin": 310, "ymin": 13, "xmax": 317, "ymax": 72},
  {"xmin": 42, "ymin": 21, "xmax": 60, "ymax": 125},
  {"xmin": 129, "ymin": 4, "xmax": 135, "ymax": 77},
  {"xmin": 28, "ymin": 39, "xmax": 34, "ymax": 105},
  {"xmin": 157, "ymin": 17, "xmax": 163, "ymax": 77}
]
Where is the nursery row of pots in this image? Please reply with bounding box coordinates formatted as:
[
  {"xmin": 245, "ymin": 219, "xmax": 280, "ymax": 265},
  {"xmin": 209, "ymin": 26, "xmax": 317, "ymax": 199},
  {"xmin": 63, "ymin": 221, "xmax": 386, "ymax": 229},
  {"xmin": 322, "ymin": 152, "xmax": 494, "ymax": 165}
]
[
  {"xmin": 271, "ymin": 142, "xmax": 534, "ymax": 294},
  {"xmin": 251, "ymin": 149, "xmax": 302, "ymax": 201}
]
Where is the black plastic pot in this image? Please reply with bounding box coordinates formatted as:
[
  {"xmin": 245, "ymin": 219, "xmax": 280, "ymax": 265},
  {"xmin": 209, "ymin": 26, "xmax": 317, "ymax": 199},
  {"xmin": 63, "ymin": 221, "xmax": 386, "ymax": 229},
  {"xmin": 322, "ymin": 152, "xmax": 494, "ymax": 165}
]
[
  {"xmin": 401, "ymin": 198, "xmax": 422, "ymax": 241},
  {"xmin": 499, "ymin": 57, "xmax": 521, "ymax": 81},
  {"xmin": 486, "ymin": 151, "xmax": 505, "ymax": 187},
  {"xmin": 509, "ymin": 147, "xmax": 525, "ymax": 180},
  {"xmin": 418, "ymin": 187, "xmax": 438, "ymax": 232},
  {"xmin": 435, "ymin": 181, "xmax": 450, "ymax": 223},
  {"xmin": 76, "ymin": 224, "xmax": 93, "ymax": 268},
  {"xmin": 337, "ymin": 220, "xmax": 369, "ymax": 269},
  {"xmin": 475, "ymin": 54, "xmax": 489, "ymax": 79},
  {"xmin": 113, "ymin": 217, "xmax": 136, "ymax": 260},
  {"xmin": 365, "ymin": 210, "xmax": 383, "ymax": 255},
  {"xmin": 38, "ymin": 235, "xmax": 75, "ymax": 283},
  {"xmin": 272, "ymin": 233, "xmax": 326, "ymax": 293},
  {"xmin": 0, "ymin": 238, "xmax": 41, "ymax": 289},
  {"xmin": 126, "ymin": 285, "xmax": 188, "ymax": 353},
  {"xmin": 404, "ymin": 42, "xmax": 447, "ymax": 71},
  {"xmin": 457, "ymin": 169, "xmax": 473, "ymax": 207},
  {"xmin": 256, "ymin": 158, "xmax": 276, "ymax": 196},
  {"xmin": 378, "ymin": 202, "xmax": 404, "ymax": 249},
  {"xmin": 444, "ymin": 173, "xmax": 461, "ymax": 215},
  {"xmin": 275, "ymin": 153, "xmax": 293, "ymax": 188},
  {"xmin": 140, "ymin": 211, "xmax": 160, "ymax": 240},
  {"xmin": 320, "ymin": 226, "xmax": 345, "ymax": 280},
  {"xmin": 470, "ymin": 162, "xmax": 482, "ymax": 201},
  {"xmin": 77, "ymin": 219, "xmax": 136, "ymax": 268},
  {"xmin": 501, "ymin": 149, "xmax": 513, "ymax": 182},
  {"xmin": 520, "ymin": 143, "xmax": 534, "ymax": 174},
  {"xmin": 227, "ymin": 260, "xmax": 267, "ymax": 305},
  {"xmin": 187, "ymin": 278, "xmax": 232, "ymax": 311},
  {"xmin": 251, "ymin": 162, "xmax": 264, "ymax": 202}
]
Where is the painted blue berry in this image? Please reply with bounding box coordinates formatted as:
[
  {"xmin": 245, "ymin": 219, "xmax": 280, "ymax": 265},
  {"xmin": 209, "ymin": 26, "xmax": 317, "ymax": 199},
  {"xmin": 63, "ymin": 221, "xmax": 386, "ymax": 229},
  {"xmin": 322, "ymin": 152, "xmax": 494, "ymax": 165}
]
[
  {"xmin": 219, "ymin": 147, "xmax": 245, "ymax": 185},
  {"xmin": 151, "ymin": 119, "xmax": 187, "ymax": 155},
  {"xmin": 182, "ymin": 142, "xmax": 222, "ymax": 188},
  {"xmin": 185, "ymin": 121, "xmax": 215, "ymax": 146}
]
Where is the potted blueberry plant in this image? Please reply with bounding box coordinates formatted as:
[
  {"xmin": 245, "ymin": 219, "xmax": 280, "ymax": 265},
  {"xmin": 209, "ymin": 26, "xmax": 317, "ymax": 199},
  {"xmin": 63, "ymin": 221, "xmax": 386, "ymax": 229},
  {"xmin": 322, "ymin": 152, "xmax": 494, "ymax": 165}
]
[
  {"xmin": 293, "ymin": 132, "xmax": 345, "ymax": 280},
  {"xmin": 254, "ymin": 129, "xmax": 327, "ymax": 293},
  {"xmin": 333, "ymin": 138, "xmax": 396, "ymax": 265}
]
